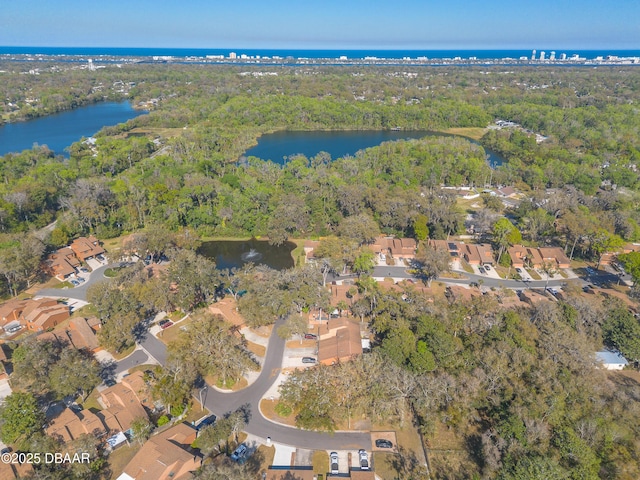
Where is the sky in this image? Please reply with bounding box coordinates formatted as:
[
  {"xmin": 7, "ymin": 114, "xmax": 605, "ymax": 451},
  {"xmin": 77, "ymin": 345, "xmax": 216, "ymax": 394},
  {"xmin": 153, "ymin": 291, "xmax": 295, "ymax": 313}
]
[{"xmin": 1, "ymin": 0, "xmax": 639, "ymax": 50}]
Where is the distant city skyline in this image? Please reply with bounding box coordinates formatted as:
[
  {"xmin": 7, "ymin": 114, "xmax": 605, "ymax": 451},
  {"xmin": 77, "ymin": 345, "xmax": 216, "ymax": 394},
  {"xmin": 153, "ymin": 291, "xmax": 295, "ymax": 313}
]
[{"xmin": 2, "ymin": 0, "xmax": 639, "ymax": 50}]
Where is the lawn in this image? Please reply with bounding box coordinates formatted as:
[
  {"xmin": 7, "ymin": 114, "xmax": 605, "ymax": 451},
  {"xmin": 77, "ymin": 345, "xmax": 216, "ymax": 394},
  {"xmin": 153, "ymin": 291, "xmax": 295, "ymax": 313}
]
[
  {"xmin": 246, "ymin": 340, "xmax": 266, "ymax": 357},
  {"xmin": 260, "ymin": 399, "xmax": 297, "ymax": 427},
  {"xmin": 312, "ymin": 450, "xmax": 329, "ymax": 476},
  {"xmin": 157, "ymin": 317, "xmax": 192, "ymax": 345},
  {"xmin": 81, "ymin": 388, "xmax": 103, "ymax": 412},
  {"xmin": 107, "ymin": 443, "xmax": 142, "ymax": 479},
  {"xmin": 372, "ymin": 421, "xmax": 427, "ymax": 480}
]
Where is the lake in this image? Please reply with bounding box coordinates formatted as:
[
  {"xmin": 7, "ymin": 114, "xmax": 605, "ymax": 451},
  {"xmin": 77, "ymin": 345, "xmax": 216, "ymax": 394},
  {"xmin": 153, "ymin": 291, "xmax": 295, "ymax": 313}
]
[
  {"xmin": 242, "ymin": 130, "xmax": 504, "ymax": 167},
  {"xmin": 198, "ymin": 239, "xmax": 296, "ymax": 271},
  {"xmin": 0, "ymin": 101, "xmax": 146, "ymax": 157}
]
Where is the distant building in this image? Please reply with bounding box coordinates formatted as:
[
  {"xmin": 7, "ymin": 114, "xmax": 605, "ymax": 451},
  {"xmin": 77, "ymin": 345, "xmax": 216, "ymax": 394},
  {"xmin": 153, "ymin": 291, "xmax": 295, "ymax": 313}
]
[
  {"xmin": 228, "ymin": 52, "xmax": 237, "ymax": 59},
  {"xmin": 531, "ymin": 49, "xmax": 536, "ymax": 60},
  {"xmin": 47, "ymin": 407, "xmax": 106, "ymax": 444},
  {"xmin": 318, "ymin": 319, "xmax": 363, "ymax": 365},
  {"xmin": 97, "ymin": 383, "xmax": 148, "ymax": 437},
  {"xmin": 550, "ymin": 51, "xmax": 556, "ymax": 60},
  {"xmin": 70, "ymin": 235, "xmax": 104, "ymax": 262},
  {"xmin": 596, "ymin": 351, "xmax": 629, "ymax": 370},
  {"xmin": 540, "ymin": 51, "xmax": 546, "ymax": 60}
]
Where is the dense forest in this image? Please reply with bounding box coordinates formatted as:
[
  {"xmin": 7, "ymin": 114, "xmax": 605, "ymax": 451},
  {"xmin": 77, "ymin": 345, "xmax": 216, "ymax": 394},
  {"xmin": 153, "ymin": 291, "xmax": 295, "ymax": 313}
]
[{"xmin": 1, "ymin": 61, "xmax": 640, "ymax": 478}]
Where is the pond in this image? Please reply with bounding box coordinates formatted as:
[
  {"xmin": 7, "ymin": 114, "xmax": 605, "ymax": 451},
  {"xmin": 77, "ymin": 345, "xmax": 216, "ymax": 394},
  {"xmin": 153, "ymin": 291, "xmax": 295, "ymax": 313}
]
[
  {"xmin": 198, "ymin": 238, "xmax": 296, "ymax": 271},
  {"xmin": 242, "ymin": 130, "xmax": 505, "ymax": 167},
  {"xmin": 0, "ymin": 101, "xmax": 146, "ymax": 157}
]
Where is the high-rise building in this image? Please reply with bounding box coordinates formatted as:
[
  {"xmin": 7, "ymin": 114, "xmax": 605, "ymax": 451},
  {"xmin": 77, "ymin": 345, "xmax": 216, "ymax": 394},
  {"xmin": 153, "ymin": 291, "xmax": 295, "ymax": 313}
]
[
  {"xmin": 560, "ymin": 53, "xmax": 567, "ymax": 60},
  {"xmin": 550, "ymin": 51, "xmax": 556, "ymax": 60},
  {"xmin": 229, "ymin": 52, "xmax": 237, "ymax": 59},
  {"xmin": 531, "ymin": 49, "xmax": 537, "ymax": 60},
  {"xmin": 540, "ymin": 51, "xmax": 546, "ymax": 60}
]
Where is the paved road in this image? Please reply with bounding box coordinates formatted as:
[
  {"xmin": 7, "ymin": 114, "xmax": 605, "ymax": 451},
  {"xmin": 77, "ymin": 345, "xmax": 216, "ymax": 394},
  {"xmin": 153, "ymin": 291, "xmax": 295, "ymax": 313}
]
[
  {"xmin": 136, "ymin": 319, "xmax": 372, "ymax": 450},
  {"xmin": 36, "ymin": 263, "xmax": 123, "ymax": 301},
  {"xmin": 369, "ymin": 265, "xmax": 577, "ymax": 290},
  {"xmin": 113, "ymin": 349, "xmax": 152, "ymax": 376}
]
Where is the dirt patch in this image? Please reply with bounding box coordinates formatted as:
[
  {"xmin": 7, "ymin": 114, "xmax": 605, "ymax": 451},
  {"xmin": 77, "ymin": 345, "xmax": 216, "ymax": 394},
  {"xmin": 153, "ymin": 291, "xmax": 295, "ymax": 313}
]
[
  {"xmin": 260, "ymin": 398, "xmax": 297, "ymax": 427},
  {"xmin": 286, "ymin": 339, "xmax": 317, "ymax": 349},
  {"xmin": 371, "ymin": 431, "xmax": 398, "ymax": 452},
  {"xmin": 246, "ymin": 340, "xmax": 266, "ymax": 357}
]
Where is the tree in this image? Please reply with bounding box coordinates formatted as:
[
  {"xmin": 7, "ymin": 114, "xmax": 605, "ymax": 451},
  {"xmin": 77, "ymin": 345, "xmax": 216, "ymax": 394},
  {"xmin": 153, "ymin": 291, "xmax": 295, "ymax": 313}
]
[
  {"xmin": 168, "ymin": 312, "xmax": 258, "ymax": 386},
  {"xmin": 618, "ymin": 251, "xmax": 640, "ymax": 284},
  {"xmin": 339, "ymin": 213, "xmax": 380, "ymax": 245},
  {"xmin": 277, "ymin": 314, "xmax": 309, "ymax": 344},
  {"xmin": 352, "ymin": 248, "xmax": 375, "ymax": 277},
  {"xmin": 130, "ymin": 417, "xmax": 153, "ymax": 446},
  {"xmin": 414, "ymin": 241, "xmax": 451, "ymax": 287},
  {"xmin": 167, "ymin": 248, "xmax": 220, "ymax": 312},
  {"xmin": 412, "ymin": 213, "xmax": 430, "ymax": 241},
  {"xmin": 492, "ymin": 218, "xmax": 522, "ymax": 264},
  {"xmin": 48, "ymin": 348, "xmax": 101, "ymax": 401},
  {"xmin": 602, "ymin": 308, "xmax": 640, "ymax": 363},
  {"xmin": 0, "ymin": 392, "xmax": 44, "ymax": 447}
]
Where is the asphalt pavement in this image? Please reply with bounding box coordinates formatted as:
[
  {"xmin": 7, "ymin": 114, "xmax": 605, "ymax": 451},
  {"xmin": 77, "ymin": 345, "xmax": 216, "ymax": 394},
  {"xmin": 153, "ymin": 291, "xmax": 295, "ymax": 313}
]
[
  {"xmin": 36, "ymin": 262, "xmax": 123, "ymax": 301},
  {"xmin": 134, "ymin": 319, "xmax": 372, "ymax": 450}
]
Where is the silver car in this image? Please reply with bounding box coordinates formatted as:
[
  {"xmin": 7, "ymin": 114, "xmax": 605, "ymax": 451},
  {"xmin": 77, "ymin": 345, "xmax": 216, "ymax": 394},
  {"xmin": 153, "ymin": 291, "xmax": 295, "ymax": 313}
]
[{"xmin": 330, "ymin": 451, "xmax": 339, "ymax": 475}]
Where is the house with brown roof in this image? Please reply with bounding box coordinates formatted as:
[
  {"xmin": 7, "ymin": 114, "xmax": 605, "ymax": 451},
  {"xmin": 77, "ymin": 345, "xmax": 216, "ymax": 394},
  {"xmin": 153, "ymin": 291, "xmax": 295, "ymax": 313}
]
[
  {"xmin": 46, "ymin": 407, "xmax": 106, "ymax": 444},
  {"xmin": 369, "ymin": 236, "xmax": 417, "ymax": 261},
  {"xmin": 0, "ymin": 459, "xmax": 34, "ymax": 479},
  {"xmin": 117, "ymin": 423, "xmax": 201, "ymax": 480},
  {"xmin": 67, "ymin": 317, "xmax": 101, "ymax": 352},
  {"xmin": 121, "ymin": 371, "xmax": 155, "ymax": 410},
  {"xmin": 70, "ymin": 235, "xmax": 105, "ymax": 261},
  {"xmin": 0, "ymin": 298, "xmax": 29, "ymax": 329},
  {"xmin": 508, "ymin": 245, "xmax": 528, "ymax": 269},
  {"xmin": 539, "ymin": 247, "xmax": 571, "ymax": 269},
  {"xmin": 475, "ymin": 244, "xmax": 496, "ymax": 265},
  {"xmin": 318, "ymin": 319, "xmax": 363, "ymax": 365},
  {"xmin": 21, "ymin": 299, "xmax": 70, "ymax": 332},
  {"xmin": 526, "ymin": 247, "xmax": 544, "ymax": 268},
  {"xmin": 459, "ymin": 243, "xmax": 482, "ymax": 265},
  {"xmin": 46, "ymin": 247, "xmax": 81, "ymax": 279},
  {"xmin": 97, "ymin": 383, "xmax": 148, "ymax": 436}
]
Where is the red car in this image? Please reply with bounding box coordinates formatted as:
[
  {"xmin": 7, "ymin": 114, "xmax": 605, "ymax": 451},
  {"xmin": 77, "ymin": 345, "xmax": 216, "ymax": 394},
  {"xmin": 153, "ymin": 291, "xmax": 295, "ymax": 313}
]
[{"xmin": 160, "ymin": 320, "xmax": 174, "ymax": 329}]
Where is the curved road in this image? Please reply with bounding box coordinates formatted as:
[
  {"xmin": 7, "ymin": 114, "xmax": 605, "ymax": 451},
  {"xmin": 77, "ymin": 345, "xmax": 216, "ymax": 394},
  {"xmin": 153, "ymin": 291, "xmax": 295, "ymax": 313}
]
[{"xmin": 139, "ymin": 318, "xmax": 372, "ymax": 450}]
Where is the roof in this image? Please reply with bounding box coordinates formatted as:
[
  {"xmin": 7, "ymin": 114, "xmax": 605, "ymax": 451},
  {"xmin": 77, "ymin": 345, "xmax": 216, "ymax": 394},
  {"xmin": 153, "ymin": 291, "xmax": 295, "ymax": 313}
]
[
  {"xmin": 24, "ymin": 304, "xmax": 70, "ymax": 329},
  {"xmin": 318, "ymin": 321, "xmax": 362, "ymax": 364},
  {"xmin": 329, "ymin": 284, "xmax": 360, "ymax": 306},
  {"xmin": 98, "ymin": 383, "xmax": 148, "ymax": 433},
  {"xmin": 0, "ymin": 298, "xmax": 29, "ymax": 325},
  {"xmin": 46, "ymin": 407, "xmax": 106, "ymax": 443},
  {"xmin": 538, "ymin": 247, "xmax": 571, "ymax": 266},
  {"xmin": 596, "ymin": 350, "xmax": 629, "ymax": 366},
  {"xmin": 120, "ymin": 423, "xmax": 200, "ymax": 480},
  {"xmin": 526, "ymin": 247, "xmax": 544, "ymax": 266},
  {"xmin": 70, "ymin": 236, "xmax": 105, "ymax": 261},
  {"xmin": 461, "ymin": 244, "xmax": 481, "ymax": 264},
  {"xmin": 68, "ymin": 317, "xmax": 100, "ymax": 351},
  {"xmin": 46, "ymin": 247, "xmax": 81, "ymax": 277},
  {"xmin": 350, "ymin": 471, "xmax": 377, "ymax": 480},
  {"xmin": 0, "ymin": 459, "xmax": 34, "ymax": 479},
  {"xmin": 475, "ymin": 244, "xmax": 495, "ymax": 264},
  {"xmin": 121, "ymin": 371, "xmax": 154, "ymax": 409}
]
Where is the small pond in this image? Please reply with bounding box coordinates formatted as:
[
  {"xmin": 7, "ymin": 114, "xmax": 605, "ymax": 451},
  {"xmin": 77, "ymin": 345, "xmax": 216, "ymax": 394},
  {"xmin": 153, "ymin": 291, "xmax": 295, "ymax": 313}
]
[
  {"xmin": 198, "ymin": 238, "xmax": 296, "ymax": 271},
  {"xmin": 242, "ymin": 130, "xmax": 505, "ymax": 167}
]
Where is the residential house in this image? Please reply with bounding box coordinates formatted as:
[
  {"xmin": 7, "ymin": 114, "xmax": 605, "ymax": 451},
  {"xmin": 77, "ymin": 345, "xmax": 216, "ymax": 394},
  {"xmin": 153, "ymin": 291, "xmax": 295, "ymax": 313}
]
[
  {"xmin": 539, "ymin": 247, "xmax": 571, "ymax": 269},
  {"xmin": 318, "ymin": 319, "xmax": 363, "ymax": 365},
  {"xmin": 508, "ymin": 245, "xmax": 528, "ymax": 269},
  {"xmin": 0, "ymin": 298, "xmax": 29, "ymax": 329},
  {"xmin": 21, "ymin": 299, "xmax": 70, "ymax": 332},
  {"xmin": 117, "ymin": 423, "xmax": 201, "ymax": 480},
  {"xmin": 70, "ymin": 235, "xmax": 105, "ymax": 261},
  {"xmin": 0, "ymin": 459, "xmax": 33, "ymax": 479},
  {"xmin": 97, "ymin": 383, "xmax": 148, "ymax": 436},
  {"xmin": 369, "ymin": 236, "xmax": 417, "ymax": 261},
  {"xmin": 121, "ymin": 371, "xmax": 155, "ymax": 410},
  {"xmin": 459, "ymin": 243, "xmax": 481, "ymax": 265},
  {"xmin": 66, "ymin": 317, "xmax": 101, "ymax": 352},
  {"xmin": 525, "ymin": 248, "xmax": 544, "ymax": 269},
  {"xmin": 475, "ymin": 244, "xmax": 496, "ymax": 265},
  {"xmin": 46, "ymin": 247, "xmax": 81, "ymax": 279},
  {"xmin": 46, "ymin": 407, "xmax": 106, "ymax": 444},
  {"xmin": 596, "ymin": 351, "xmax": 629, "ymax": 370}
]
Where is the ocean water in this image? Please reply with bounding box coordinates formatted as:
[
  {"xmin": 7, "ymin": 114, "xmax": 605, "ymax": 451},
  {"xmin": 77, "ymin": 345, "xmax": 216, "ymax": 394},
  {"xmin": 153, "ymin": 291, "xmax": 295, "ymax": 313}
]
[{"xmin": 1, "ymin": 46, "xmax": 639, "ymax": 60}]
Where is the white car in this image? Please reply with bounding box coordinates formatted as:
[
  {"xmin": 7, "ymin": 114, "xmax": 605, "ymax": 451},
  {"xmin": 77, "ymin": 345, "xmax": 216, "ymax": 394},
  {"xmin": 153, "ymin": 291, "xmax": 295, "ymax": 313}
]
[
  {"xmin": 330, "ymin": 451, "xmax": 339, "ymax": 475},
  {"xmin": 359, "ymin": 449, "xmax": 369, "ymax": 470}
]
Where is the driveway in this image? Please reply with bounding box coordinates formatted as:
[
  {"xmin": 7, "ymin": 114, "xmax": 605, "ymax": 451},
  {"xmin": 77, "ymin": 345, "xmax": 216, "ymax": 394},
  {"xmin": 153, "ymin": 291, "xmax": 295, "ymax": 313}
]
[{"xmin": 36, "ymin": 262, "xmax": 124, "ymax": 302}]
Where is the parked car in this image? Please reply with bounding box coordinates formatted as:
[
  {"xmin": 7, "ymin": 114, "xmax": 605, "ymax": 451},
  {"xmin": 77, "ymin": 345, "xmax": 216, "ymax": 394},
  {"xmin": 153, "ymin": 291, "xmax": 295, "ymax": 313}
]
[
  {"xmin": 70, "ymin": 279, "xmax": 79, "ymax": 286},
  {"xmin": 375, "ymin": 439, "xmax": 393, "ymax": 449},
  {"xmin": 484, "ymin": 264, "xmax": 492, "ymax": 271},
  {"xmin": 469, "ymin": 282, "xmax": 479, "ymax": 288},
  {"xmin": 359, "ymin": 449, "xmax": 369, "ymax": 470},
  {"xmin": 478, "ymin": 266, "xmax": 485, "ymax": 273},
  {"xmin": 159, "ymin": 319, "xmax": 170, "ymax": 327},
  {"xmin": 302, "ymin": 357, "xmax": 316, "ymax": 364},
  {"xmin": 96, "ymin": 254, "xmax": 106, "ymax": 262},
  {"xmin": 230, "ymin": 443, "xmax": 247, "ymax": 461},
  {"xmin": 80, "ymin": 267, "xmax": 89, "ymax": 273},
  {"xmin": 196, "ymin": 415, "xmax": 217, "ymax": 431},
  {"xmin": 76, "ymin": 277, "xmax": 85, "ymax": 283},
  {"xmin": 516, "ymin": 268, "xmax": 523, "ymax": 274},
  {"xmin": 304, "ymin": 333, "xmax": 317, "ymax": 340},
  {"xmin": 160, "ymin": 321, "xmax": 174, "ymax": 330},
  {"xmin": 330, "ymin": 452, "xmax": 339, "ymax": 475}
]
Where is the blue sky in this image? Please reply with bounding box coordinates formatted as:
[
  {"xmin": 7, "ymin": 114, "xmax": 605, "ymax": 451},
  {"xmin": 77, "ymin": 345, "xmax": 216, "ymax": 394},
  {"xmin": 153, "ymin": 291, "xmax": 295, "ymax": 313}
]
[{"xmin": 2, "ymin": 0, "xmax": 639, "ymax": 49}]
